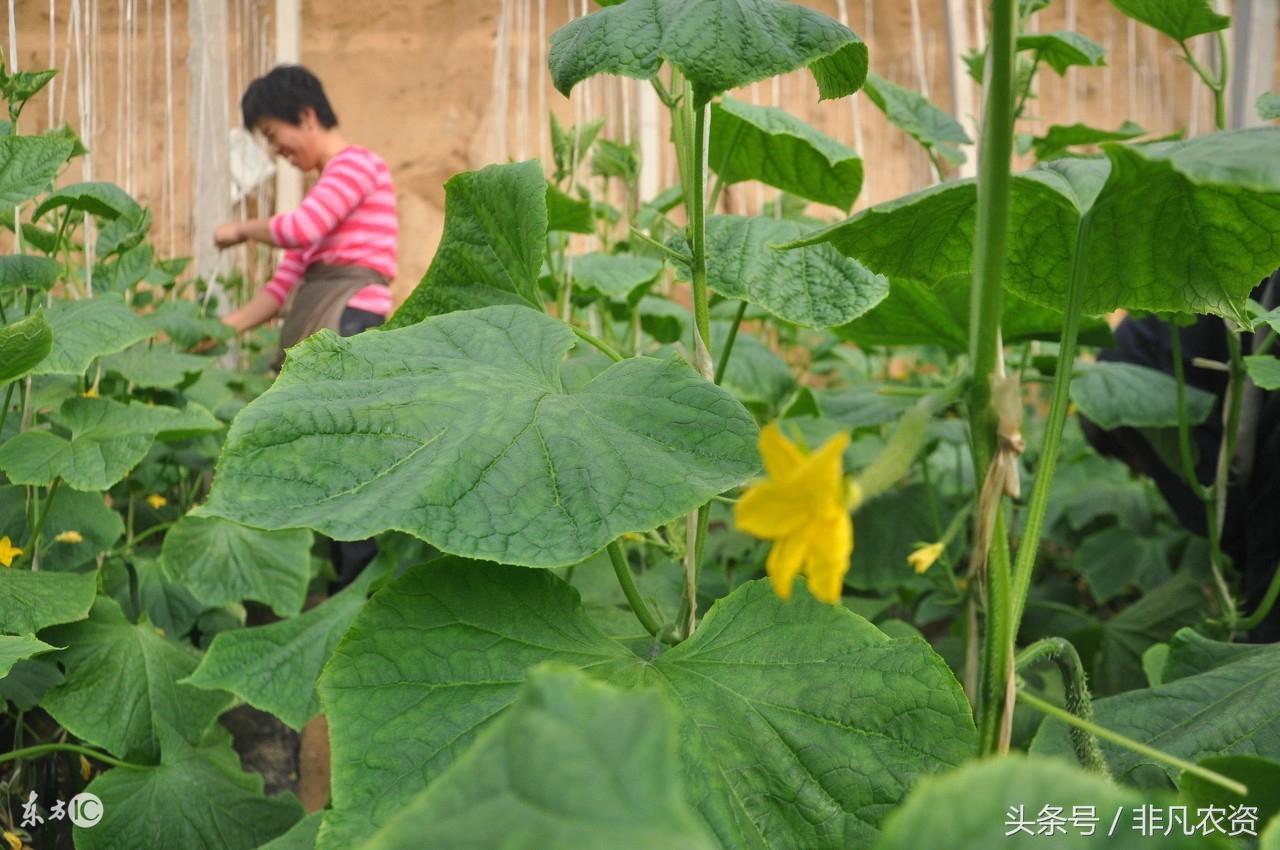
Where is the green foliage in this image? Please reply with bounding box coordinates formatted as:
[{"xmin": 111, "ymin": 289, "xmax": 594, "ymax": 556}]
[
  {"xmin": 0, "ymin": 567, "xmax": 97, "ymax": 633},
  {"xmin": 1033, "ymin": 631, "xmax": 1280, "ymax": 782},
  {"xmin": 0, "ymin": 484, "xmax": 124, "ymax": 571},
  {"xmin": 205, "ymin": 306, "xmax": 759, "ymax": 567},
  {"xmin": 161, "ymin": 514, "xmax": 313, "ymax": 617},
  {"xmin": 591, "ymin": 137, "xmax": 639, "ymax": 182},
  {"xmin": 389, "ymin": 161, "xmax": 546, "ymax": 326},
  {"xmin": 0, "ymin": 310, "xmax": 51, "ymax": 384},
  {"xmin": 1259, "ymin": 92, "xmax": 1280, "ymax": 121},
  {"xmin": 570, "ymin": 252, "xmax": 664, "ymax": 304},
  {"xmin": 101, "ymin": 344, "xmax": 207, "ymax": 389},
  {"xmin": 1071, "ymin": 362, "xmax": 1216, "ymax": 429},
  {"xmin": 360, "ymin": 667, "xmax": 719, "ymax": 850},
  {"xmin": 709, "ymin": 97, "xmax": 863, "ymax": 210},
  {"xmin": 318, "ymin": 561, "xmax": 975, "ymax": 850},
  {"xmin": 794, "ymin": 128, "xmax": 1280, "ymax": 321},
  {"xmin": 0, "ymin": 634, "xmax": 56, "ymax": 678},
  {"xmin": 77, "ymin": 726, "xmax": 303, "ymax": 850},
  {"xmin": 672, "ymin": 215, "xmax": 888, "ymax": 328},
  {"xmin": 873, "ymin": 754, "xmax": 1212, "ymax": 849},
  {"xmin": 41, "ymin": 598, "xmax": 232, "ymax": 761},
  {"xmin": 862, "ymin": 73, "xmax": 972, "ymax": 166},
  {"xmin": 549, "ymin": 0, "xmax": 868, "ymax": 107},
  {"xmin": 33, "ymin": 180, "xmax": 143, "ymax": 222},
  {"xmin": 0, "ymin": 254, "xmax": 61, "ymax": 293},
  {"xmin": 32, "ymin": 295, "xmax": 154, "ymax": 376},
  {"xmin": 0, "ymin": 396, "xmax": 221, "ymax": 490},
  {"xmin": 1030, "ymin": 120, "xmax": 1146, "ymax": 161},
  {"xmin": 0, "ymin": 135, "xmax": 75, "ymax": 207},
  {"xmin": 184, "ymin": 567, "xmax": 379, "ymax": 731},
  {"xmin": 546, "ymin": 180, "xmax": 595, "ymax": 233},
  {"xmin": 1244, "ymin": 354, "xmax": 1280, "ymax": 390},
  {"xmin": 833, "ymin": 276, "xmax": 1113, "ymax": 351},
  {"xmin": 1016, "ymin": 31, "xmax": 1107, "ymax": 75},
  {"xmin": 1109, "ymin": 0, "xmax": 1230, "ymax": 41}
]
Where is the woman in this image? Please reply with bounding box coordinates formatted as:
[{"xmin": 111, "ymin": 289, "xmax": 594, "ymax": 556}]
[
  {"xmin": 215, "ymin": 64, "xmax": 397, "ymax": 364},
  {"xmin": 215, "ymin": 64, "xmax": 395, "ymax": 588}
]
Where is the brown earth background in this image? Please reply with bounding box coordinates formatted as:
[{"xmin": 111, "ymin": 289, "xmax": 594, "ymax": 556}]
[{"xmin": 4, "ymin": 0, "xmax": 1279, "ymax": 307}]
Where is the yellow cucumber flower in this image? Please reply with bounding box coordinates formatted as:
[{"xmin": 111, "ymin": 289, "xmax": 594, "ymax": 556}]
[
  {"xmin": 734, "ymin": 424, "xmax": 854, "ymax": 604},
  {"xmin": 908, "ymin": 541, "xmax": 945, "ymax": 574},
  {"xmin": 0, "ymin": 536, "xmax": 23, "ymax": 568},
  {"xmin": 146, "ymin": 494, "xmax": 168, "ymax": 510},
  {"xmin": 4, "ymin": 831, "xmax": 23, "ymax": 850},
  {"xmin": 55, "ymin": 530, "xmax": 84, "ymax": 544}
]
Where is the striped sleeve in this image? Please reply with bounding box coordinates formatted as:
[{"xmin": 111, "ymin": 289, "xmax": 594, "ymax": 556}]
[
  {"xmin": 269, "ymin": 150, "xmax": 379, "ymax": 249},
  {"xmin": 263, "ymin": 250, "xmax": 308, "ymax": 305}
]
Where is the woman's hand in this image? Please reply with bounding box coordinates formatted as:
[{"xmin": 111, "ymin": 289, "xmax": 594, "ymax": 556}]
[{"xmin": 214, "ymin": 222, "xmax": 245, "ymax": 249}]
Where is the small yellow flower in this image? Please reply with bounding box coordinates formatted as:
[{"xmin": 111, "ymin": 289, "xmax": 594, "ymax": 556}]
[
  {"xmin": 0, "ymin": 536, "xmax": 23, "ymax": 568},
  {"xmin": 146, "ymin": 494, "xmax": 168, "ymax": 510},
  {"xmin": 80, "ymin": 754, "xmax": 92, "ymax": 780},
  {"xmin": 82, "ymin": 386, "xmax": 98, "ymax": 398},
  {"xmin": 55, "ymin": 530, "xmax": 85, "ymax": 544},
  {"xmin": 908, "ymin": 542, "xmax": 945, "ymax": 574},
  {"xmin": 734, "ymin": 424, "xmax": 853, "ymax": 604},
  {"xmin": 4, "ymin": 831, "xmax": 23, "ymax": 850}
]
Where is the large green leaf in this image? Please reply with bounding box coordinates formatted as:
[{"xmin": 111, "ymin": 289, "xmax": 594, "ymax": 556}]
[
  {"xmin": 104, "ymin": 555, "xmax": 205, "ymax": 639},
  {"xmin": 709, "ymin": 97, "xmax": 862, "ymax": 211},
  {"xmin": 1245, "ymin": 354, "xmax": 1280, "ymax": 390},
  {"xmin": 317, "ymin": 561, "xmax": 975, "ymax": 850},
  {"xmin": 0, "ymin": 310, "xmax": 52, "ymax": 384},
  {"xmin": 1033, "ymin": 631, "xmax": 1280, "ymax": 784},
  {"xmin": 0, "ymin": 568, "xmax": 97, "ymax": 633},
  {"xmin": 0, "ymin": 396, "xmax": 222, "ymax": 491},
  {"xmin": 388, "ymin": 161, "xmax": 546, "ymax": 327},
  {"xmin": 359, "ymin": 667, "xmax": 718, "ymax": 850},
  {"xmin": 0, "ymin": 254, "xmax": 61, "ymax": 294},
  {"xmin": 1016, "ymin": 31, "xmax": 1107, "ymax": 75},
  {"xmin": 872, "ymin": 754, "xmax": 1210, "ymax": 850},
  {"xmin": 143, "ymin": 299, "xmax": 233, "ymax": 349},
  {"xmin": 0, "ymin": 135, "xmax": 74, "ymax": 207},
  {"xmin": 161, "ymin": 514, "xmax": 312, "ymax": 617},
  {"xmin": 546, "ymin": 180, "xmax": 595, "ymax": 234},
  {"xmin": 862, "ymin": 73, "xmax": 971, "ymax": 166},
  {"xmin": 1072, "ymin": 526, "xmax": 1174, "ymax": 603},
  {"xmin": 570, "ymin": 252, "xmax": 664, "ymax": 304},
  {"xmin": 1161, "ymin": 627, "xmax": 1270, "ymax": 683},
  {"xmin": 0, "ymin": 634, "xmax": 57, "ymax": 678},
  {"xmin": 1109, "ymin": 0, "xmax": 1230, "ymax": 41},
  {"xmin": 33, "ymin": 295, "xmax": 154, "ymax": 376},
  {"xmin": 33, "ymin": 180, "xmax": 142, "ymax": 222},
  {"xmin": 711, "ymin": 322, "xmax": 796, "ymax": 414},
  {"xmin": 1071, "ymin": 362, "xmax": 1216, "ymax": 429},
  {"xmin": 1031, "ymin": 121, "xmax": 1146, "ymax": 161},
  {"xmin": 41, "ymin": 598, "xmax": 233, "ymax": 761},
  {"xmin": 1259, "ymin": 92, "xmax": 1280, "ymax": 122},
  {"xmin": 673, "ymin": 215, "xmax": 888, "ymax": 328},
  {"xmin": 76, "ymin": 727, "xmax": 303, "ymax": 850},
  {"xmin": 793, "ymin": 129, "xmax": 1280, "ymax": 320},
  {"xmin": 549, "ymin": 0, "xmax": 868, "ymax": 107},
  {"xmin": 1092, "ymin": 572, "xmax": 1208, "ymax": 696},
  {"xmin": 101, "ymin": 344, "xmax": 208, "ymax": 389},
  {"xmin": 0, "ymin": 484, "xmax": 124, "ymax": 572},
  {"xmin": 205, "ymin": 306, "xmax": 758, "ymax": 567},
  {"xmin": 184, "ymin": 567, "xmax": 377, "ymax": 731},
  {"xmin": 834, "ymin": 276, "xmax": 1114, "ymax": 351},
  {"xmin": 257, "ymin": 812, "xmax": 323, "ymax": 850}
]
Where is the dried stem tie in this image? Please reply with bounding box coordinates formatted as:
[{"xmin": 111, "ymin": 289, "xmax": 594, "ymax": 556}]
[{"xmin": 973, "ymin": 374, "xmax": 1025, "ymax": 586}]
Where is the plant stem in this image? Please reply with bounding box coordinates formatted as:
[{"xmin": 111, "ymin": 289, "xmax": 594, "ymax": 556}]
[
  {"xmin": 607, "ymin": 539, "xmax": 666, "ymax": 640},
  {"xmin": 689, "ymin": 102, "xmax": 713, "ymax": 379},
  {"xmin": 713, "ymin": 300, "xmax": 748, "ymax": 384},
  {"xmin": 0, "ymin": 742, "xmax": 148, "ymax": 771},
  {"xmin": 1008, "ymin": 218, "xmax": 1088, "ymax": 631},
  {"xmin": 627, "ymin": 225, "xmax": 691, "ymax": 265},
  {"xmin": 1016, "ymin": 689, "xmax": 1247, "ymax": 796},
  {"xmin": 571, "ymin": 325, "xmax": 623, "ymax": 362},
  {"xmin": 970, "ymin": 0, "xmax": 1018, "ymax": 756},
  {"xmin": 1236, "ymin": 558, "xmax": 1280, "ymax": 632},
  {"xmin": 26, "ymin": 478, "xmax": 61, "ymax": 568}
]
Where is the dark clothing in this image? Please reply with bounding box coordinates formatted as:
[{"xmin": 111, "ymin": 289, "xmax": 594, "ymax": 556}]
[{"xmin": 1081, "ymin": 274, "xmax": 1280, "ymax": 641}]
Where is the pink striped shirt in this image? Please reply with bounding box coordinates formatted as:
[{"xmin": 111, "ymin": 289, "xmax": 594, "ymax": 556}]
[{"xmin": 264, "ymin": 145, "xmax": 398, "ymax": 315}]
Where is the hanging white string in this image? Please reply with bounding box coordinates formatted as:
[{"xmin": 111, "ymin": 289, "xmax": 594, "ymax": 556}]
[
  {"xmin": 515, "ymin": 0, "xmax": 531, "ymax": 161},
  {"xmin": 57, "ymin": 0, "xmax": 76, "ymax": 126},
  {"xmin": 7, "ymin": 0, "xmax": 17, "ymax": 75},
  {"xmin": 488, "ymin": 0, "xmax": 512, "ymax": 161},
  {"xmin": 834, "ymin": 0, "xmax": 867, "ymax": 208},
  {"xmin": 48, "ymin": 0, "xmax": 56, "ymax": 123}
]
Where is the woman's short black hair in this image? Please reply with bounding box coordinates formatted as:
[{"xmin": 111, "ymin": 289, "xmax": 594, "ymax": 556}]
[{"xmin": 241, "ymin": 65, "xmax": 339, "ymax": 130}]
